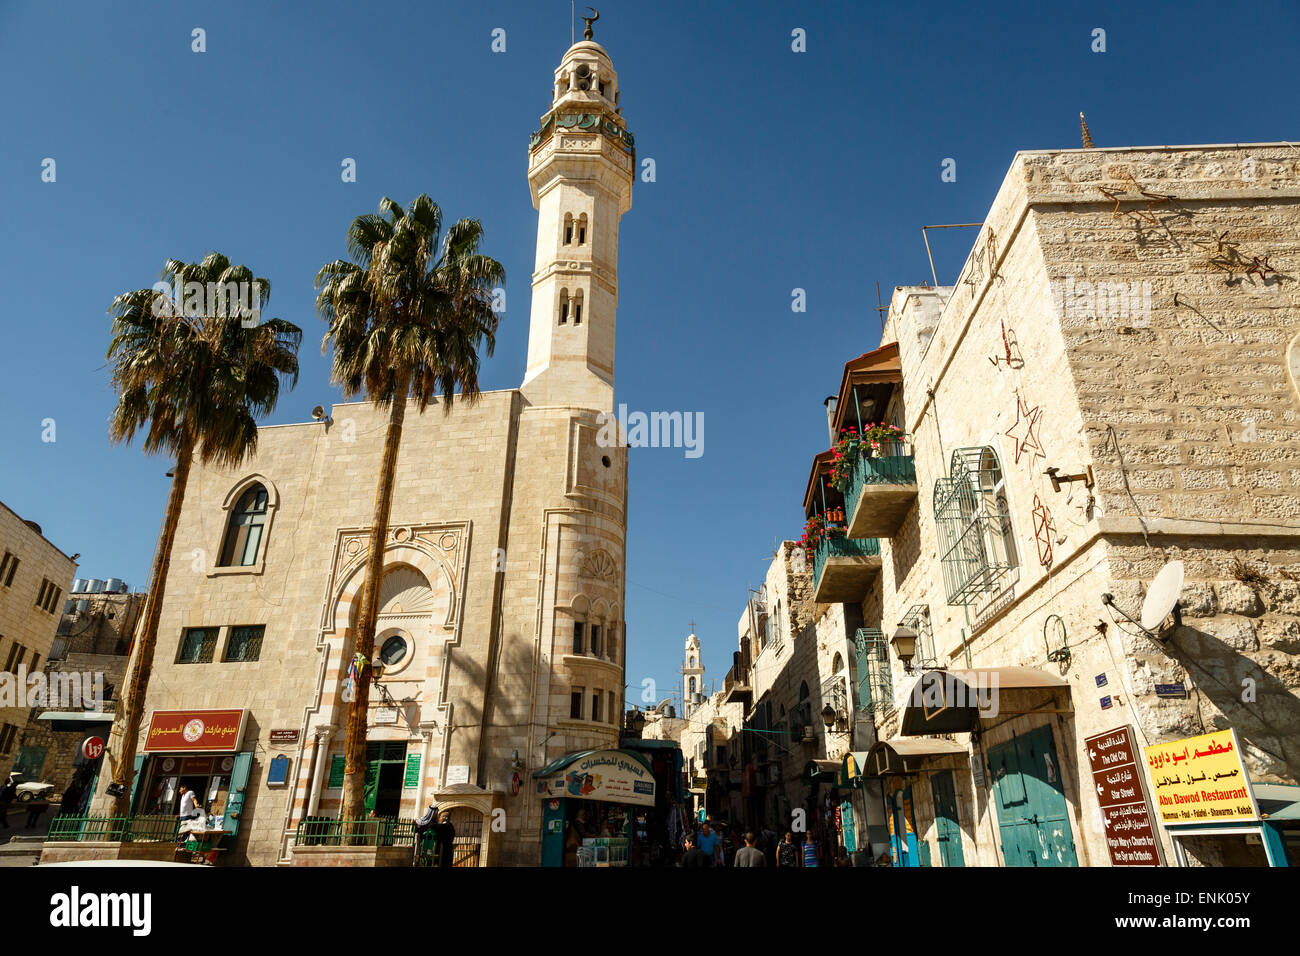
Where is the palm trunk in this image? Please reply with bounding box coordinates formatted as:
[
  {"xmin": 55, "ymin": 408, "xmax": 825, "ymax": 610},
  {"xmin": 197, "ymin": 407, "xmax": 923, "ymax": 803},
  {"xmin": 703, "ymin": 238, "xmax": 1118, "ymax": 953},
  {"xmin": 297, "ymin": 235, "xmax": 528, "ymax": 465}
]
[
  {"xmin": 107, "ymin": 434, "xmax": 195, "ymax": 817},
  {"xmin": 341, "ymin": 372, "xmax": 411, "ymax": 821}
]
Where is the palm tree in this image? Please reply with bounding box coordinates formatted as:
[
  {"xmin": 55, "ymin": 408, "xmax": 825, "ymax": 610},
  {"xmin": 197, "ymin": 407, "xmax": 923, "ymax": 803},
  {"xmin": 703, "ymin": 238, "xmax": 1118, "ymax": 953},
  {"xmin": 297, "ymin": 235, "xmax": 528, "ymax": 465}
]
[
  {"xmin": 105, "ymin": 253, "xmax": 301, "ymax": 816},
  {"xmin": 316, "ymin": 195, "xmax": 505, "ymax": 820}
]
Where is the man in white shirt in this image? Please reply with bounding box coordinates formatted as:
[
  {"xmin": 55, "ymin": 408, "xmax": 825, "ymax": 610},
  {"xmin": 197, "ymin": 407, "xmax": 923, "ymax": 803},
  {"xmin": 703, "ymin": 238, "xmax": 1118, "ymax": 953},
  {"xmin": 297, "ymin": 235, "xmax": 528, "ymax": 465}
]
[{"xmin": 178, "ymin": 785, "xmax": 200, "ymax": 822}]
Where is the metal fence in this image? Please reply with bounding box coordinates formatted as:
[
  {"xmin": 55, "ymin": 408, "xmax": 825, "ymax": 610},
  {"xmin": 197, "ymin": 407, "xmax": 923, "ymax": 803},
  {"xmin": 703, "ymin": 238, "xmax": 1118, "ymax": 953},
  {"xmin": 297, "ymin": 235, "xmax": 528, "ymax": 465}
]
[
  {"xmin": 46, "ymin": 814, "xmax": 180, "ymax": 843},
  {"xmin": 293, "ymin": 816, "xmax": 415, "ymax": 847}
]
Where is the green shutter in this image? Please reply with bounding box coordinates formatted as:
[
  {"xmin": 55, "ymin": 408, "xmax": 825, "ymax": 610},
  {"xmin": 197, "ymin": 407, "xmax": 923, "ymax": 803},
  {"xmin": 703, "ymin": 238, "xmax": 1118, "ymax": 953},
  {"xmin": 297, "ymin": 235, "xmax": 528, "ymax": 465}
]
[
  {"xmin": 327, "ymin": 755, "xmax": 345, "ymax": 788},
  {"xmin": 364, "ymin": 760, "xmax": 380, "ymax": 814},
  {"xmin": 223, "ymin": 752, "xmax": 254, "ymax": 837}
]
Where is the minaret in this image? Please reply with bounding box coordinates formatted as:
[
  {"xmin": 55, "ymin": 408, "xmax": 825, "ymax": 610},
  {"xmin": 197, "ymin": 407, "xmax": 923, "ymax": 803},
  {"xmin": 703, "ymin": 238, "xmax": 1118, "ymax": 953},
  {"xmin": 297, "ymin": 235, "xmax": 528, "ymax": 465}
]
[
  {"xmin": 683, "ymin": 632, "xmax": 704, "ymax": 716},
  {"xmin": 521, "ymin": 22, "xmax": 635, "ymax": 411}
]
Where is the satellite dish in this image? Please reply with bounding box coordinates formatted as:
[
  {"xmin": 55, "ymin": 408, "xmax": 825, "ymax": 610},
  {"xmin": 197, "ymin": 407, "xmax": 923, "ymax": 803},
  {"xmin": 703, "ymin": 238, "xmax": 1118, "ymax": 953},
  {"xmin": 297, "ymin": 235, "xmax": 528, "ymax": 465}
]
[{"xmin": 1141, "ymin": 560, "xmax": 1185, "ymax": 631}]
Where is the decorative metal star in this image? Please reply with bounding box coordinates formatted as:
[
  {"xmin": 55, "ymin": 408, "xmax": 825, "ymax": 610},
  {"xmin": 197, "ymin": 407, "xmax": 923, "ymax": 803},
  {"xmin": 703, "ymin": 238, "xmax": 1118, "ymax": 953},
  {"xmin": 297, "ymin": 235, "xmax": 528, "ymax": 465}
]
[
  {"xmin": 1032, "ymin": 494, "xmax": 1054, "ymax": 568},
  {"xmin": 1004, "ymin": 394, "xmax": 1044, "ymax": 465}
]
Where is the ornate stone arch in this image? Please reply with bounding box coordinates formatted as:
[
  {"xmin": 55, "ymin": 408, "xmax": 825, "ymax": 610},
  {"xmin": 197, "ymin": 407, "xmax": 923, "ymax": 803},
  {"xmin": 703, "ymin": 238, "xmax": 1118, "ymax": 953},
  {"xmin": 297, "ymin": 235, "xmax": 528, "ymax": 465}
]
[{"xmin": 328, "ymin": 543, "xmax": 457, "ymax": 635}]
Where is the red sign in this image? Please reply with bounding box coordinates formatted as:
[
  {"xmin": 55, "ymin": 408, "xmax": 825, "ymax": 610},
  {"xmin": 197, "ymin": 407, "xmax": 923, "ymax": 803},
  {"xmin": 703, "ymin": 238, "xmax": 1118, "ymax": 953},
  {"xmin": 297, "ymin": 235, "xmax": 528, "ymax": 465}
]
[
  {"xmin": 1084, "ymin": 725, "xmax": 1160, "ymax": 866},
  {"xmin": 81, "ymin": 736, "xmax": 105, "ymax": 760},
  {"xmin": 144, "ymin": 709, "xmax": 246, "ymax": 754}
]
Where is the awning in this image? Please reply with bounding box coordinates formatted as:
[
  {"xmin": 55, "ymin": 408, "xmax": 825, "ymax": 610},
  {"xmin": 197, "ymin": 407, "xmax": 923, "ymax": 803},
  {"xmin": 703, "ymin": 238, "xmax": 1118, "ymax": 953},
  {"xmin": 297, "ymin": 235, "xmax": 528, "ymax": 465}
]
[
  {"xmin": 1256, "ymin": 783, "xmax": 1300, "ymax": 822},
  {"xmin": 803, "ymin": 759, "xmax": 840, "ymax": 784},
  {"xmin": 533, "ymin": 749, "xmax": 656, "ymax": 807},
  {"xmin": 865, "ymin": 737, "xmax": 968, "ymax": 777},
  {"xmin": 900, "ymin": 667, "xmax": 1070, "ymax": 735},
  {"xmin": 36, "ymin": 711, "xmax": 114, "ymax": 732},
  {"xmin": 838, "ymin": 752, "xmax": 870, "ymax": 788}
]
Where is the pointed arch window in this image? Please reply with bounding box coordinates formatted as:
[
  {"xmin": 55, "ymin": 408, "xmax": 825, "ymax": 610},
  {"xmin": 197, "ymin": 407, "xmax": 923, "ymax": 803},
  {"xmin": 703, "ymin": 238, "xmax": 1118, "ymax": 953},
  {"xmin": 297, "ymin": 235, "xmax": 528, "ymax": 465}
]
[
  {"xmin": 934, "ymin": 446, "xmax": 1018, "ymax": 605},
  {"xmin": 559, "ymin": 289, "xmax": 570, "ymax": 325},
  {"xmin": 573, "ymin": 290, "xmax": 583, "ymax": 326},
  {"xmin": 576, "ymin": 213, "xmax": 588, "ymax": 246},
  {"xmin": 563, "ymin": 213, "xmax": 574, "ymax": 245},
  {"xmin": 219, "ymin": 485, "xmax": 269, "ymax": 567}
]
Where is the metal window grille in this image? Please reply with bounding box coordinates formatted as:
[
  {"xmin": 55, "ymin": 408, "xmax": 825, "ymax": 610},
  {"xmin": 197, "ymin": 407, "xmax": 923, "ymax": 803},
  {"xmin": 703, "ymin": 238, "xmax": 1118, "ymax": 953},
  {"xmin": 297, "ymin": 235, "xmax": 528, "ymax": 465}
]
[
  {"xmin": 178, "ymin": 628, "xmax": 217, "ymax": 664},
  {"xmin": 821, "ymin": 674, "xmax": 847, "ymax": 717},
  {"xmin": 224, "ymin": 625, "xmax": 264, "ymax": 662},
  {"xmin": 854, "ymin": 628, "xmax": 893, "ymax": 717},
  {"xmin": 934, "ymin": 446, "xmax": 1016, "ymax": 606},
  {"xmin": 900, "ymin": 605, "xmax": 938, "ymax": 669}
]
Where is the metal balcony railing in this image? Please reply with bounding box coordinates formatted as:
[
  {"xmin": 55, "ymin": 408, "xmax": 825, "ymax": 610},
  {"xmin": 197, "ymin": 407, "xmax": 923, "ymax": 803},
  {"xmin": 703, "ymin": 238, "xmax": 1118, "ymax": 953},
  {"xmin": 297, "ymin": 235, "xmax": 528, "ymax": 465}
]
[
  {"xmin": 293, "ymin": 816, "xmax": 415, "ymax": 847},
  {"xmin": 812, "ymin": 534, "xmax": 882, "ymax": 593}
]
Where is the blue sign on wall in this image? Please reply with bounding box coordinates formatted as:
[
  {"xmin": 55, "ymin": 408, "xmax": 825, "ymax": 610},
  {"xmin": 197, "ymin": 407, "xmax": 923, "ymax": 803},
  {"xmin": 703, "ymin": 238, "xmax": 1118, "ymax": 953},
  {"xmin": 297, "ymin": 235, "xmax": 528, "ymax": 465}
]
[
  {"xmin": 1099, "ymin": 696, "xmax": 1113, "ymax": 710},
  {"xmin": 267, "ymin": 754, "xmax": 290, "ymax": 786},
  {"xmin": 1155, "ymin": 683, "xmax": 1187, "ymax": 698},
  {"xmin": 1095, "ymin": 674, "xmax": 1108, "ymax": 688}
]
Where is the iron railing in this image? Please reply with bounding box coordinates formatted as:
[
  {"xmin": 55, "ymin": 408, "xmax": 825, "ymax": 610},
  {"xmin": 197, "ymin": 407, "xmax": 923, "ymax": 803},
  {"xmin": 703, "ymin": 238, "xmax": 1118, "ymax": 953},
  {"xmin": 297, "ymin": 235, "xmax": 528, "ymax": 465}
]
[
  {"xmin": 843, "ymin": 436, "xmax": 916, "ymax": 512},
  {"xmin": 934, "ymin": 447, "xmax": 1017, "ymax": 605},
  {"xmin": 46, "ymin": 814, "xmax": 180, "ymax": 843},
  {"xmin": 293, "ymin": 816, "xmax": 415, "ymax": 847},
  {"xmin": 812, "ymin": 534, "xmax": 882, "ymax": 593},
  {"xmin": 854, "ymin": 628, "xmax": 893, "ymax": 717}
]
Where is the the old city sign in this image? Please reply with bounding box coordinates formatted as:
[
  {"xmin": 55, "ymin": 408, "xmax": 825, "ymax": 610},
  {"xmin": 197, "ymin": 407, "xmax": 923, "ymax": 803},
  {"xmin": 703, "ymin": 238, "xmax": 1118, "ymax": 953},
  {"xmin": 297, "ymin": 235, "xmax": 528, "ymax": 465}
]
[{"xmin": 143, "ymin": 708, "xmax": 247, "ymax": 754}]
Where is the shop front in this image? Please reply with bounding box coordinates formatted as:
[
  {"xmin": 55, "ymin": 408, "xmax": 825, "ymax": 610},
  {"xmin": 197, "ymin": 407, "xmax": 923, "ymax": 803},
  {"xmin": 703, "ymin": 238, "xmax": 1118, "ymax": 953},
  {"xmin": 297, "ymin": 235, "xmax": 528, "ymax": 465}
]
[
  {"xmin": 132, "ymin": 708, "xmax": 252, "ymax": 861},
  {"xmin": 863, "ymin": 737, "xmax": 968, "ymax": 867},
  {"xmin": 899, "ymin": 667, "xmax": 1077, "ymax": 868},
  {"xmin": 536, "ymin": 748, "xmax": 656, "ymax": 867},
  {"xmin": 1146, "ymin": 729, "xmax": 1297, "ymax": 867}
]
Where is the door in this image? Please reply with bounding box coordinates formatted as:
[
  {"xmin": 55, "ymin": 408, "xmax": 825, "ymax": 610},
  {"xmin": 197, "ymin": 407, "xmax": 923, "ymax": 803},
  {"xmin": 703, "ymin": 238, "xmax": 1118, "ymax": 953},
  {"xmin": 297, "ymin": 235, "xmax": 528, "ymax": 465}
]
[
  {"xmin": 931, "ymin": 770, "xmax": 965, "ymax": 867},
  {"xmin": 988, "ymin": 726, "xmax": 1078, "ymax": 867},
  {"xmin": 840, "ymin": 799, "xmax": 856, "ymax": 854},
  {"xmin": 363, "ymin": 741, "xmax": 407, "ymax": 817},
  {"xmin": 888, "ymin": 785, "xmax": 920, "ymax": 867}
]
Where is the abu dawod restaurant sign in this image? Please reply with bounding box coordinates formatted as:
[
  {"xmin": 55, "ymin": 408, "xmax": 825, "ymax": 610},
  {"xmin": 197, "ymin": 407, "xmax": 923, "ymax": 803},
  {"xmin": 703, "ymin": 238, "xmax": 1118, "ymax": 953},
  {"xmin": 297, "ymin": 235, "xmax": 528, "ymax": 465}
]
[
  {"xmin": 144, "ymin": 709, "xmax": 247, "ymax": 754},
  {"xmin": 536, "ymin": 750, "xmax": 656, "ymax": 807}
]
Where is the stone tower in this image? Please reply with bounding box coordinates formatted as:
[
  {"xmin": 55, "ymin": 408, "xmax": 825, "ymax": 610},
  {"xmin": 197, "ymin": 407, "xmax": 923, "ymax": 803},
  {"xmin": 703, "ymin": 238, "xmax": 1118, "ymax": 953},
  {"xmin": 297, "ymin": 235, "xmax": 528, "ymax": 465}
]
[
  {"xmin": 683, "ymin": 633, "xmax": 704, "ymax": 716},
  {"xmin": 521, "ymin": 35, "xmax": 635, "ymax": 411}
]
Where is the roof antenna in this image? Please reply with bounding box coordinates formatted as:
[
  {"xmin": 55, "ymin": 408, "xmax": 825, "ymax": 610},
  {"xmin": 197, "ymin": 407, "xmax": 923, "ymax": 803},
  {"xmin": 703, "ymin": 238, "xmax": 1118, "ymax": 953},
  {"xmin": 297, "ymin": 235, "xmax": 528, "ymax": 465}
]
[
  {"xmin": 571, "ymin": 1, "xmax": 574, "ymax": 45},
  {"xmin": 1080, "ymin": 112, "xmax": 1095, "ymax": 149},
  {"xmin": 875, "ymin": 281, "xmax": 887, "ymax": 339}
]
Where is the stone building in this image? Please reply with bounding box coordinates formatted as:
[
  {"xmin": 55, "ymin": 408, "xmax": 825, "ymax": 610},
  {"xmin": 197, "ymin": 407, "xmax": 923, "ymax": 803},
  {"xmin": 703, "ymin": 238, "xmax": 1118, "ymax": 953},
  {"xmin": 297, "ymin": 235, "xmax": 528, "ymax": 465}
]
[
  {"xmin": 801, "ymin": 142, "xmax": 1300, "ymax": 867},
  {"xmin": 0, "ymin": 501, "xmax": 77, "ymax": 783},
  {"xmin": 16, "ymin": 580, "xmax": 143, "ymax": 804},
  {"xmin": 83, "ymin": 33, "xmax": 635, "ymax": 866}
]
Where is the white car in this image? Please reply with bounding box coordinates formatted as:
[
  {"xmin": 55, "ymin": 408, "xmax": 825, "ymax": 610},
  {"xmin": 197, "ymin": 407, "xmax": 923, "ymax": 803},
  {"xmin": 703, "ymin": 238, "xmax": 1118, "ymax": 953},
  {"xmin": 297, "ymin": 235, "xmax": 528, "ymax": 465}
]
[{"xmin": 7, "ymin": 773, "xmax": 54, "ymax": 802}]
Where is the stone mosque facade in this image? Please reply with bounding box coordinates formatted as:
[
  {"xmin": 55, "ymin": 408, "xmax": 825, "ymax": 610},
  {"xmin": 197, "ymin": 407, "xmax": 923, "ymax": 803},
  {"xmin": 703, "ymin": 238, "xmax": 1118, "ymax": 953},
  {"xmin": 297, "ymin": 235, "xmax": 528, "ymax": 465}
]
[{"xmin": 92, "ymin": 36, "xmax": 634, "ymax": 866}]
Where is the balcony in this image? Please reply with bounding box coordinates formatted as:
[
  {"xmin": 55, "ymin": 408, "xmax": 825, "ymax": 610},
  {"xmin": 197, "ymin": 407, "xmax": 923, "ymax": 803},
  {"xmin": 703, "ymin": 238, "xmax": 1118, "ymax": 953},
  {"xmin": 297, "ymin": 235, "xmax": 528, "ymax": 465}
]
[
  {"xmin": 812, "ymin": 534, "xmax": 881, "ymax": 604},
  {"xmin": 844, "ymin": 438, "xmax": 918, "ymax": 538},
  {"xmin": 723, "ymin": 651, "xmax": 752, "ymax": 706}
]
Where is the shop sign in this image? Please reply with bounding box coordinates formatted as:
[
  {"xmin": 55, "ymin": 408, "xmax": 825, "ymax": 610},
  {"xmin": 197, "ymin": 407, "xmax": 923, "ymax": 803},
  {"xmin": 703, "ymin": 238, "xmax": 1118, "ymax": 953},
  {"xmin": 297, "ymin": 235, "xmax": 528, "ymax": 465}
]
[
  {"xmin": 1084, "ymin": 725, "xmax": 1158, "ymax": 866},
  {"xmin": 81, "ymin": 736, "xmax": 105, "ymax": 760},
  {"xmin": 1143, "ymin": 728, "xmax": 1258, "ymax": 826},
  {"xmin": 144, "ymin": 709, "xmax": 246, "ymax": 753},
  {"xmin": 536, "ymin": 750, "xmax": 656, "ymax": 807}
]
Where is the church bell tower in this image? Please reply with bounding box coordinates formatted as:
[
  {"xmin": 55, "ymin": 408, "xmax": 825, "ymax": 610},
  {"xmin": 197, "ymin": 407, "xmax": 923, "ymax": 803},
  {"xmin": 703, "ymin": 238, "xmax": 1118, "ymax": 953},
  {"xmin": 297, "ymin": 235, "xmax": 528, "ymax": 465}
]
[{"xmin": 521, "ymin": 22, "xmax": 635, "ymax": 412}]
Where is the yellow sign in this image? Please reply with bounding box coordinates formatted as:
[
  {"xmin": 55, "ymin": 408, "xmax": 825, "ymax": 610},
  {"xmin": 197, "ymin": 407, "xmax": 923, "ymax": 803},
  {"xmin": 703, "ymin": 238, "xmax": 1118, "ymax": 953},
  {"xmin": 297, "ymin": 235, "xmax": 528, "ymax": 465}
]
[{"xmin": 1143, "ymin": 728, "xmax": 1257, "ymax": 826}]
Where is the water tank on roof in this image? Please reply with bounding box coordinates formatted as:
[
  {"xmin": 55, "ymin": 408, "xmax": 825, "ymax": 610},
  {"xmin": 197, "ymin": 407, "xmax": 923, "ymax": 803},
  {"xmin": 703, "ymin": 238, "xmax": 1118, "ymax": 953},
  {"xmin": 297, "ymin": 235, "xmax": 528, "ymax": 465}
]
[
  {"xmin": 72, "ymin": 578, "xmax": 87, "ymax": 593},
  {"xmin": 105, "ymin": 578, "xmax": 125, "ymax": 593},
  {"xmin": 87, "ymin": 579, "xmax": 104, "ymax": 593},
  {"xmin": 76, "ymin": 599, "xmax": 90, "ymax": 613}
]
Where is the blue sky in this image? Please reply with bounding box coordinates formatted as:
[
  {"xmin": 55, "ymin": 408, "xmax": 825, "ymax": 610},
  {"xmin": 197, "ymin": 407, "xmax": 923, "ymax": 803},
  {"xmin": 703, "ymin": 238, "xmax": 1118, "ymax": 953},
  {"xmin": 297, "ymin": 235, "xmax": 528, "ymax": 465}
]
[{"xmin": 2, "ymin": 0, "xmax": 1297, "ymax": 708}]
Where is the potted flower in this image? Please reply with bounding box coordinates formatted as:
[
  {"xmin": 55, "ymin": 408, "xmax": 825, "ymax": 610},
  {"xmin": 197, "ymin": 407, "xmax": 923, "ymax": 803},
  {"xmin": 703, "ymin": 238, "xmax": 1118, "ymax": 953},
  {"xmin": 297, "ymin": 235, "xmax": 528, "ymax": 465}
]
[
  {"xmin": 827, "ymin": 426, "xmax": 860, "ymax": 492},
  {"xmin": 861, "ymin": 422, "xmax": 905, "ymax": 458}
]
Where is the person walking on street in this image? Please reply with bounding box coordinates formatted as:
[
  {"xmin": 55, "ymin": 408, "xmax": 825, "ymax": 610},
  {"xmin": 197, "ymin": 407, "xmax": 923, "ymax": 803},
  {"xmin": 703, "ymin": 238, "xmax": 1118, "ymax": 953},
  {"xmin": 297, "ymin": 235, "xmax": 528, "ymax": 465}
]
[
  {"xmin": 695, "ymin": 821, "xmax": 722, "ymax": 867},
  {"xmin": 802, "ymin": 835, "xmax": 820, "ymax": 868},
  {"xmin": 681, "ymin": 834, "xmax": 709, "ymax": 868},
  {"xmin": 776, "ymin": 831, "xmax": 799, "ymax": 867},
  {"xmin": 735, "ymin": 831, "xmax": 767, "ymax": 867},
  {"xmin": 25, "ymin": 800, "xmax": 49, "ymax": 830}
]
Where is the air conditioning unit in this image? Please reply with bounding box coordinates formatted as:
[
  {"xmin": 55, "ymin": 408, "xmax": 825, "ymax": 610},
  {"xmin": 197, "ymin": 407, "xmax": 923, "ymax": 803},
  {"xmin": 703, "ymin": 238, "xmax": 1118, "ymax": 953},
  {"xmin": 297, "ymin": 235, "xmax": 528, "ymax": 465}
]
[{"xmin": 801, "ymin": 725, "xmax": 816, "ymax": 743}]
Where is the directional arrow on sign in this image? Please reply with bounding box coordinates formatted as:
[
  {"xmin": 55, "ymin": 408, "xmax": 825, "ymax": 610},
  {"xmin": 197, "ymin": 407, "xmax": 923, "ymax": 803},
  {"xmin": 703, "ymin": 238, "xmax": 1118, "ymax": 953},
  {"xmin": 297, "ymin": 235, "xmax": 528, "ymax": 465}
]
[
  {"xmin": 1089, "ymin": 748, "xmax": 1097, "ymax": 761},
  {"xmin": 1097, "ymin": 783, "xmax": 1105, "ymax": 795}
]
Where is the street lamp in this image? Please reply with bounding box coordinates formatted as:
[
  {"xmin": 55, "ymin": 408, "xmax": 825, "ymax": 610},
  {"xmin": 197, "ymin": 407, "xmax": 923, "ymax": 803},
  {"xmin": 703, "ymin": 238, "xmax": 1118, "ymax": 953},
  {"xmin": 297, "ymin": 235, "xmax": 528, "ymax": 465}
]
[
  {"xmin": 891, "ymin": 624, "xmax": 918, "ymax": 672},
  {"xmin": 821, "ymin": 704, "xmax": 836, "ymax": 728}
]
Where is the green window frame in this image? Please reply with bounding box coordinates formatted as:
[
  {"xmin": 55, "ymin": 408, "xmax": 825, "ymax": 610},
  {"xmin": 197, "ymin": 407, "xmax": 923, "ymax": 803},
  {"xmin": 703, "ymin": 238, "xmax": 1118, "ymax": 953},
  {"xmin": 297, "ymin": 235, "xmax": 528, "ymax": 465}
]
[{"xmin": 219, "ymin": 485, "xmax": 269, "ymax": 567}]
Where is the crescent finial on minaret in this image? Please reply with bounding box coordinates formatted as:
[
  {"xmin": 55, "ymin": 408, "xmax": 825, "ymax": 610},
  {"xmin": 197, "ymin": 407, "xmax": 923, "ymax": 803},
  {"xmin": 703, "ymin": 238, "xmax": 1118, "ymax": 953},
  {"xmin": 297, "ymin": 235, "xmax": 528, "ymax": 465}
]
[{"xmin": 582, "ymin": 7, "xmax": 599, "ymax": 40}]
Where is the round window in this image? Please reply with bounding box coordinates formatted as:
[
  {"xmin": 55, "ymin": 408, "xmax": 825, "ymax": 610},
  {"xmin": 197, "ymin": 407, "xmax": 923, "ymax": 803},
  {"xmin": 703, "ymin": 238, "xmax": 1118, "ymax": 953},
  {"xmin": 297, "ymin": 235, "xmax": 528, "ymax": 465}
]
[{"xmin": 379, "ymin": 635, "xmax": 408, "ymax": 667}]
